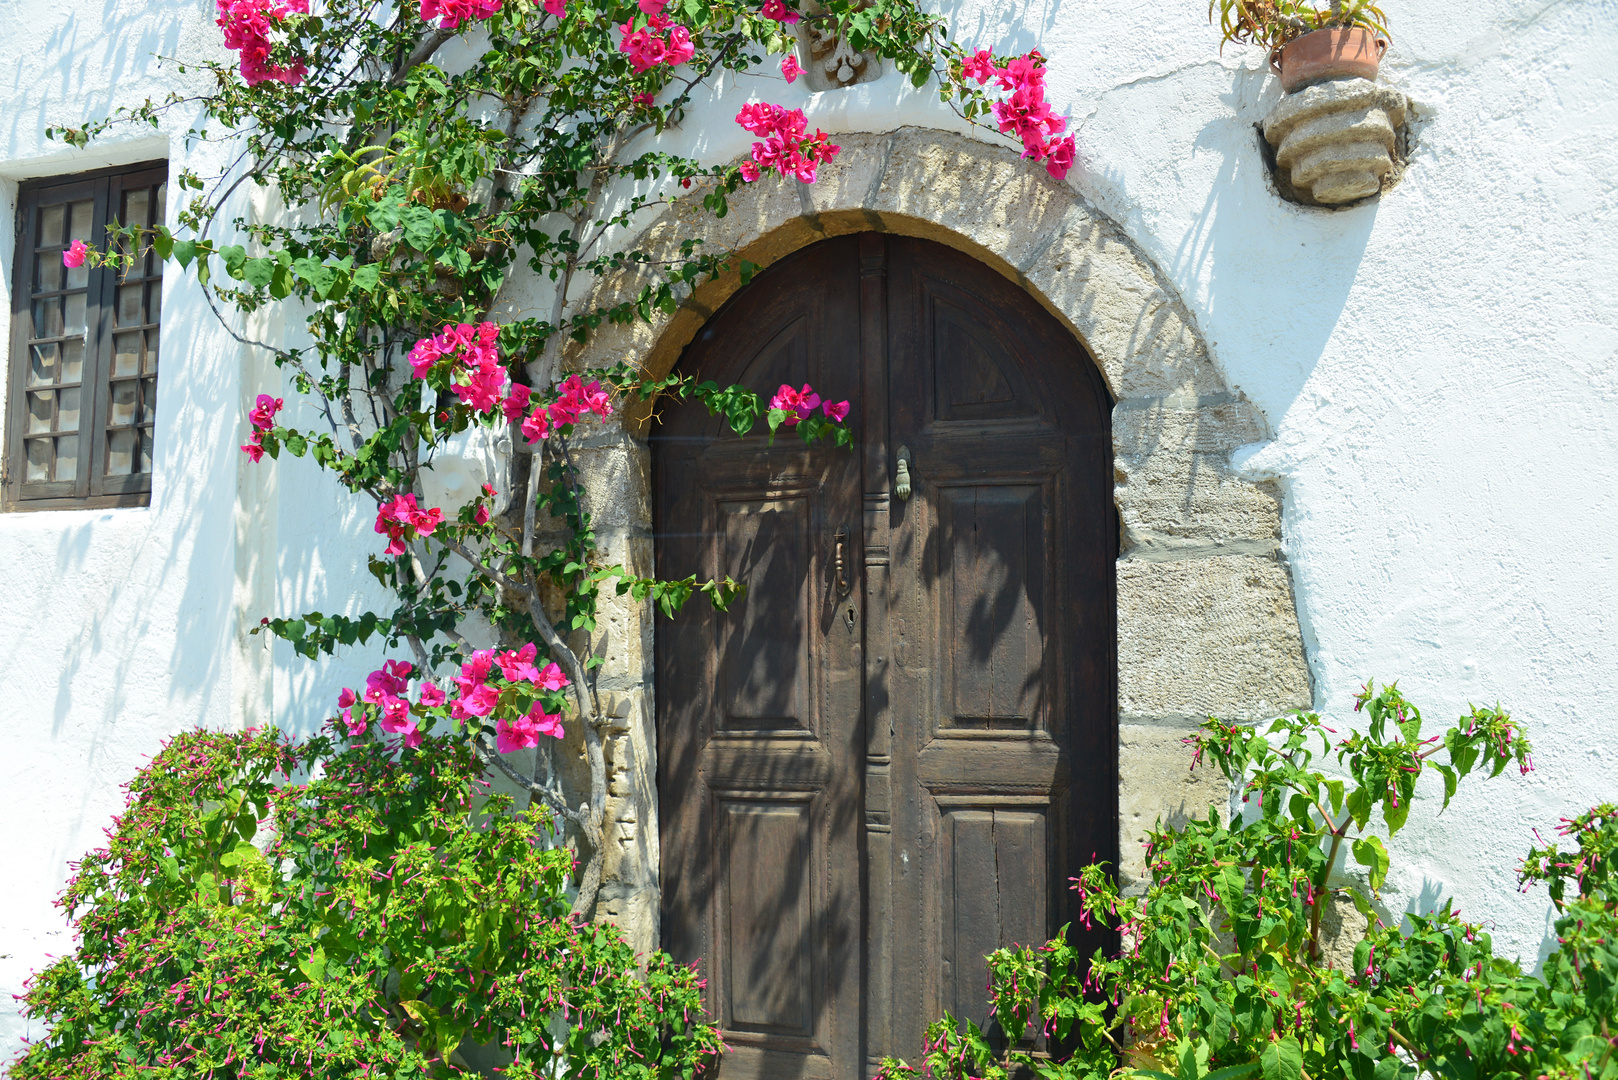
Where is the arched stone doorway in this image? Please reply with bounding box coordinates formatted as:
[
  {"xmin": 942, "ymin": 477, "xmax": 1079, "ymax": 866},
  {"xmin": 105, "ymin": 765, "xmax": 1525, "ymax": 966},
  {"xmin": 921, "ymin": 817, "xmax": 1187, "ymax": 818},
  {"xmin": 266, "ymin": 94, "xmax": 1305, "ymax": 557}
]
[
  {"xmin": 652, "ymin": 232, "xmax": 1114, "ymax": 1078},
  {"xmin": 561, "ymin": 127, "xmax": 1310, "ymax": 1059}
]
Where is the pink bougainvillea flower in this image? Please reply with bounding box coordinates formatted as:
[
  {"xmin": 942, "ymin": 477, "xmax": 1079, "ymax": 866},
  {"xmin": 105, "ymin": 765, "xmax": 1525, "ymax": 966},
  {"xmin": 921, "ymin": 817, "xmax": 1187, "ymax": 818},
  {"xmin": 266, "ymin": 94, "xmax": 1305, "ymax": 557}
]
[
  {"xmin": 770, "ymin": 383, "xmax": 821, "ymax": 424},
  {"xmin": 495, "ymin": 715, "xmax": 534, "ymax": 754},
  {"xmin": 497, "ymin": 642, "xmax": 542, "ymax": 685},
  {"xmin": 408, "ymin": 323, "xmax": 506, "ymax": 413},
  {"xmin": 459, "ymin": 682, "xmax": 501, "ymax": 718},
  {"xmin": 535, "ymin": 661, "xmax": 570, "ymax": 692},
  {"xmin": 241, "ymin": 437, "xmax": 265, "ymax": 462},
  {"xmin": 528, "ymin": 701, "xmax": 565, "ymax": 739},
  {"xmin": 734, "ymin": 104, "xmax": 839, "ymax": 183},
  {"xmin": 62, "ymin": 239, "xmax": 88, "ymax": 269},
  {"xmin": 961, "ymin": 48, "xmax": 995, "ymax": 85},
  {"xmin": 760, "ymin": 0, "xmax": 799, "ymax": 23},
  {"xmin": 474, "ymin": 503, "xmax": 491, "ymax": 525},
  {"xmin": 521, "ymin": 406, "xmax": 551, "ymax": 444},
  {"xmin": 375, "ymin": 493, "xmax": 444, "ymax": 556},
  {"xmin": 501, "ymin": 383, "xmax": 532, "ymax": 423},
  {"xmin": 637, "ymin": 0, "xmax": 668, "ymax": 14},
  {"xmin": 420, "ymin": 0, "xmax": 502, "ymax": 30},
  {"xmin": 822, "ymin": 399, "xmax": 850, "ymax": 422},
  {"xmin": 1043, "ymin": 134, "xmax": 1076, "ymax": 180},
  {"xmin": 337, "ymin": 687, "xmax": 357, "ymax": 709},
  {"xmin": 418, "ymin": 681, "xmax": 446, "ymax": 708},
  {"xmin": 542, "ymin": 0, "xmax": 567, "ymax": 15},
  {"xmin": 781, "ymin": 53, "xmax": 803, "ymax": 83},
  {"xmin": 249, "ymin": 394, "xmax": 284, "ymax": 431},
  {"xmin": 739, "ymin": 160, "xmax": 760, "ymax": 182},
  {"xmin": 664, "ymin": 24, "xmax": 694, "ymax": 65},
  {"xmin": 217, "ymin": 0, "xmax": 310, "ymax": 86},
  {"xmin": 455, "ymin": 650, "xmax": 496, "ymax": 692},
  {"xmin": 497, "ymin": 700, "xmax": 566, "ymax": 751},
  {"xmin": 341, "ymin": 707, "xmax": 368, "ymax": 737},
  {"xmin": 632, "ymin": 91, "xmax": 654, "ymax": 107}
]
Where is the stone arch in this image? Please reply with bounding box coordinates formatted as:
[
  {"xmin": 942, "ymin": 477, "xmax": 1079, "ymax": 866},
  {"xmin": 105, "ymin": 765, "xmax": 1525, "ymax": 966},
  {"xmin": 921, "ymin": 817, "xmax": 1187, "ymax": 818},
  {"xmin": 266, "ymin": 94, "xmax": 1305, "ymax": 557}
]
[{"xmin": 563, "ymin": 128, "xmax": 1311, "ymax": 946}]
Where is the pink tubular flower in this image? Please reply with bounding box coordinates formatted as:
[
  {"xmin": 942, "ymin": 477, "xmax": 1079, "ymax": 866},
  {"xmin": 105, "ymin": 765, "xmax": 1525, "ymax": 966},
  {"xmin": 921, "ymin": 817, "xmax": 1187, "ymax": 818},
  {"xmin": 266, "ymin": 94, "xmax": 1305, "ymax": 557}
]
[
  {"xmin": 781, "ymin": 53, "xmax": 803, "ymax": 83},
  {"xmin": 961, "ymin": 49, "xmax": 995, "ymax": 85},
  {"xmin": 62, "ymin": 239, "xmax": 88, "ymax": 269},
  {"xmin": 420, "ymin": 0, "xmax": 502, "ymax": 29},
  {"xmin": 769, "ymin": 383, "xmax": 821, "ymax": 425},
  {"xmin": 760, "ymin": 0, "xmax": 800, "ymax": 23},
  {"xmin": 217, "ymin": 0, "xmax": 310, "ymax": 86},
  {"xmin": 822, "ymin": 399, "xmax": 850, "ymax": 422}
]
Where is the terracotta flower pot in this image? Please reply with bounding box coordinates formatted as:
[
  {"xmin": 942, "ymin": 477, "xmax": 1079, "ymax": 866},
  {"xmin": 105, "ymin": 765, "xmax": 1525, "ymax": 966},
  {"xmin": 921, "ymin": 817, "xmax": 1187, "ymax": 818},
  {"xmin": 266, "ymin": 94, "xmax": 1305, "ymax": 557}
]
[{"xmin": 1270, "ymin": 26, "xmax": 1388, "ymax": 93}]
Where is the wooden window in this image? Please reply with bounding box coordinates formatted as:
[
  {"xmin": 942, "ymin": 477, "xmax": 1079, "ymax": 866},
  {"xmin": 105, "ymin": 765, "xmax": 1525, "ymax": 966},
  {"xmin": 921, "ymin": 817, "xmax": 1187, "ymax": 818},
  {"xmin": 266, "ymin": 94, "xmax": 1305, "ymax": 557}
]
[{"xmin": 5, "ymin": 162, "xmax": 167, "ymax": 511}]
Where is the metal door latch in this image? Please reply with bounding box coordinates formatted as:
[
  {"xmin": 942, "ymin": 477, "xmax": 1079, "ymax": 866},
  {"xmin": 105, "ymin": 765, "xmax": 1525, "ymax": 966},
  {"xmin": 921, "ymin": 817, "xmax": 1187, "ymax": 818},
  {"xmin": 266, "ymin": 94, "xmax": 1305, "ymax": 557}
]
[
  {"xmin": 894, "ymin": 446, "xmax": 912, "ymax": 501},
  {"xmin": 834, "ymin": 524, "xmax": 853, "ymax": 596}
]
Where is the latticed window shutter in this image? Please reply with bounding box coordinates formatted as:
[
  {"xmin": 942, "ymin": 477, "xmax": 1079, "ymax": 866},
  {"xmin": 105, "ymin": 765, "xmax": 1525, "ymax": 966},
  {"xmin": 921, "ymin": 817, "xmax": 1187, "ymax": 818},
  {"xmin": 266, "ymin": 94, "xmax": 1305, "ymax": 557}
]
[{"xmin": 5, "ymin": 162, "xmax": 167, "ymax": 511}]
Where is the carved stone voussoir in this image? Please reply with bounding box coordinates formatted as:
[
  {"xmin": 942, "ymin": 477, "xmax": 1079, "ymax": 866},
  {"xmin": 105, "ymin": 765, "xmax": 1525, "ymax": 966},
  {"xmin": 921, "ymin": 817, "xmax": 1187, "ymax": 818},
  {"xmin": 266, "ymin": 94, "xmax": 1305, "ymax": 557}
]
[{"xmin": 1263, "ymin": 78, "xmax": 1407, "ymax": 206}]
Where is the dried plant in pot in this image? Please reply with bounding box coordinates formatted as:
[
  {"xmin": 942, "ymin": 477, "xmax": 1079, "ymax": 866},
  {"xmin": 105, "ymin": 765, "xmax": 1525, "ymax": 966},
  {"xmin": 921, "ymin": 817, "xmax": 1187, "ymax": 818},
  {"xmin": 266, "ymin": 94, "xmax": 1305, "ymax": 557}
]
[{"xmin": 1212, "ymin": 0, "xmax": 1406, "ymax": 205}]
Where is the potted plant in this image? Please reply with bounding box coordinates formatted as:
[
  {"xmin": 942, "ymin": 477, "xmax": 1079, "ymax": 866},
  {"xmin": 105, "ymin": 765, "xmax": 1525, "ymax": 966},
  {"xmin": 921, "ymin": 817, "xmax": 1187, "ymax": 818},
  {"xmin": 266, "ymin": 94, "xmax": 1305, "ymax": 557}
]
[{"xmin": 1211, "ymin": 0, "xmax": 1390, "ymax": 93}]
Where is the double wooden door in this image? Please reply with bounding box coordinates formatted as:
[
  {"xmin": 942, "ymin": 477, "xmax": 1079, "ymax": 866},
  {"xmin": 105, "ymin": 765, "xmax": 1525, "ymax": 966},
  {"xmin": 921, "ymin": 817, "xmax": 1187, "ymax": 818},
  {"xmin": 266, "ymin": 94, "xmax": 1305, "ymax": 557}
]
[{"xmin": 654, "ymin": 233, "xmax": 1115, "ymax": 1080}]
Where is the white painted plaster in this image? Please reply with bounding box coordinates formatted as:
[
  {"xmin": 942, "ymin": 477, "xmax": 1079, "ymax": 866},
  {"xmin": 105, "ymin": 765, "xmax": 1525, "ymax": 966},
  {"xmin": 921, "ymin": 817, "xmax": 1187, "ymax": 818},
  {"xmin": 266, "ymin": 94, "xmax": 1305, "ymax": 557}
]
[{"xmin": 3, "ymin": 0, "xmax": 1615, "ymax": 1055}]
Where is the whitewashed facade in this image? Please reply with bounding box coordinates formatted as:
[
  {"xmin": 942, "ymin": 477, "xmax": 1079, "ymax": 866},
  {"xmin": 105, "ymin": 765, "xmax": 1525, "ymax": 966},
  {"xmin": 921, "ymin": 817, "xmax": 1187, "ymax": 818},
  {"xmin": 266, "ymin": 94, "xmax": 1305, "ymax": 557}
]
[{"xmin": 2, "ymin": 0, "xmax": 1616, "ymax": 1057}]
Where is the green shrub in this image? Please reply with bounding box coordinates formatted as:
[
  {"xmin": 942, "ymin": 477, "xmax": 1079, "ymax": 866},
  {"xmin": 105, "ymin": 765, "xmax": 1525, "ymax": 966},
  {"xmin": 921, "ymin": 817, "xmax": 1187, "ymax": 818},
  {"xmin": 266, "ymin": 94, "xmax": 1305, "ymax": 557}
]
[
  {"xmin": 880, "ymin": 682, "xmax": 1616, "ymax": 1080},
  {"xmin": 10, "ymin": 728, "xmax": 722, "ymax": 1080}
]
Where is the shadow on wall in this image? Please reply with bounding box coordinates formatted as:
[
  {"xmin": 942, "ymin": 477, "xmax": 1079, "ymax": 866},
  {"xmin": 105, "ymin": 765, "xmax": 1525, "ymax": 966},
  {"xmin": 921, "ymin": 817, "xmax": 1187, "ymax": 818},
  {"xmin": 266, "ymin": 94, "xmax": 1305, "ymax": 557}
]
[
  {"xmin": 4, "ymin": 1, "xmax": 194, "ymax": 163},
  {"xmin": 1083, "ymin": 65, "xmax": 1380, "ymax": 424}
]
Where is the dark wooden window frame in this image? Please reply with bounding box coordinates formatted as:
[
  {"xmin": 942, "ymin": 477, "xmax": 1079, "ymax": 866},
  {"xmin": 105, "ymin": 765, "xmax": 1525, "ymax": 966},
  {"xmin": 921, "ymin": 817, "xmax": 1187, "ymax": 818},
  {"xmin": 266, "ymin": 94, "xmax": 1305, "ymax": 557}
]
[{"xmin": 5, "ymin": 160, "xmax": 168, "ymax": 512}]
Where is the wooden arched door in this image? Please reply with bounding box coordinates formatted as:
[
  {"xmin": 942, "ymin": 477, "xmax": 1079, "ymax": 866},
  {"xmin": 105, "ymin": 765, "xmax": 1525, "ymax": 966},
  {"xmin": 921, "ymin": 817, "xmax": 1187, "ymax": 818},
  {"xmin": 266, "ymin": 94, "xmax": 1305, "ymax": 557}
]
[{"xmin": 654, "ymin": 233, "xmax": 1115, "ymax": 1080}]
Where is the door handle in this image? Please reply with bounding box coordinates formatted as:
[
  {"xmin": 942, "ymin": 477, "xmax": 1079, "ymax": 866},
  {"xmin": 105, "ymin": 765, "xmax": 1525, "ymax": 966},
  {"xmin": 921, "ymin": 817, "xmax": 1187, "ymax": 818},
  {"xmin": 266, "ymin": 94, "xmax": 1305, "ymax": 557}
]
[
  {"xmin": 834, "ymin": 524, "xmax": 853, "ymax": 596},
  {"xmin": 894, "ymin": 446, "xmax": 912, "ymax": 501}
]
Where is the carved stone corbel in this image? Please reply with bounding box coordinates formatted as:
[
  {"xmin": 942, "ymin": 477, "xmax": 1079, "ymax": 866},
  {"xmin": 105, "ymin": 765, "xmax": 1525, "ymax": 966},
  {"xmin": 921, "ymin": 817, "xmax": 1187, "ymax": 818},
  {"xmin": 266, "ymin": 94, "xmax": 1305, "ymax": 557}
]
[{"xmin": 791, "ymin": 0, "xmax": 882, "ymax": 91}]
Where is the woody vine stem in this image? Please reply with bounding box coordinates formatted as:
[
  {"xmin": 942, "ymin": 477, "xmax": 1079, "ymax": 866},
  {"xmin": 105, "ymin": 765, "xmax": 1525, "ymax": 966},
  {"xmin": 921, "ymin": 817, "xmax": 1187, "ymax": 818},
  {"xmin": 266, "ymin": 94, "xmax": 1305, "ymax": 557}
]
[{"xmin": 58, "ymin": 0, "xmax": 1081, "ymax": 917}]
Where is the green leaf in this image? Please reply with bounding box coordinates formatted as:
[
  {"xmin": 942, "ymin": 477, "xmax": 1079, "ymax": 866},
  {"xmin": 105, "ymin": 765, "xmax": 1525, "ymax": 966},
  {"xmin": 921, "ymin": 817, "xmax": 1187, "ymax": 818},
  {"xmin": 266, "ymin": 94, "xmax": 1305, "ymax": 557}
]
[
  {"xmin": 1204, "ymin": 1065, "xmax": 1261, "ymax": 1080},
  {"xmin": 1346, "ymin": 786, "xmax": 1371, "ymax": 830},
  {"xmin": 1260, "ymin": 1037, "xmax": 1302, "ymax": 1080},
  {"xmin": 220, "ymin": 244, "xmax": 247, "ymax": 278},
  {"xmin": 171, "ymin": 239, "xmax": 197, "ymax": 268},
  {"xmin": 297, "ymin": 946, "xmax": 327, "ymax": 984},
  {"xmin": 1433, "ymin": 763, "xmax": 1458, "ymax": 810},
  {"xmin": 1326, "ymin": 779, "xmax": 1345, "ymax": 816},
  {"xmin": 1383, "ymin": 794, "xmax": 1409, "ymax": 836},
  {"xmin": 152, "ymin": 226, "xmax": 173, "ymax": 260},
  {"xmin": 242, "ymin": 257, "xmax": 275, "ymax": 287},
  {"xmin": 1352, "ymin": 835, "xmax": 1390, "ymax": 892}
]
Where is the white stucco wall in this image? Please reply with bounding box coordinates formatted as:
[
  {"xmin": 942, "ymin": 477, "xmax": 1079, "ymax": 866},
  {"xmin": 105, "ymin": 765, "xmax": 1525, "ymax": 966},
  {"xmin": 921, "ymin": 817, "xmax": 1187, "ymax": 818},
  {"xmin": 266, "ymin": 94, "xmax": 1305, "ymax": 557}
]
[{"xmin": 2, "ymin": 0, "xmax": 1614, "ymax": 1058}]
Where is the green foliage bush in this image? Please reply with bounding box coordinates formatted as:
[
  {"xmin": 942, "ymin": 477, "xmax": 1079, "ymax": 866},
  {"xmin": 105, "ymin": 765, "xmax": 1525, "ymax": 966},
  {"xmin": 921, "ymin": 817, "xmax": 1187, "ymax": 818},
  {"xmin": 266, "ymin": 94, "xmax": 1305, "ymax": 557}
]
[
  {"xmin": 10, "ymin": 728, "xmax": 722, "ymax": 1080},
  {"xmin": 879, "ymin": 683, "xmax": 1616, "ymax": 1080}
]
